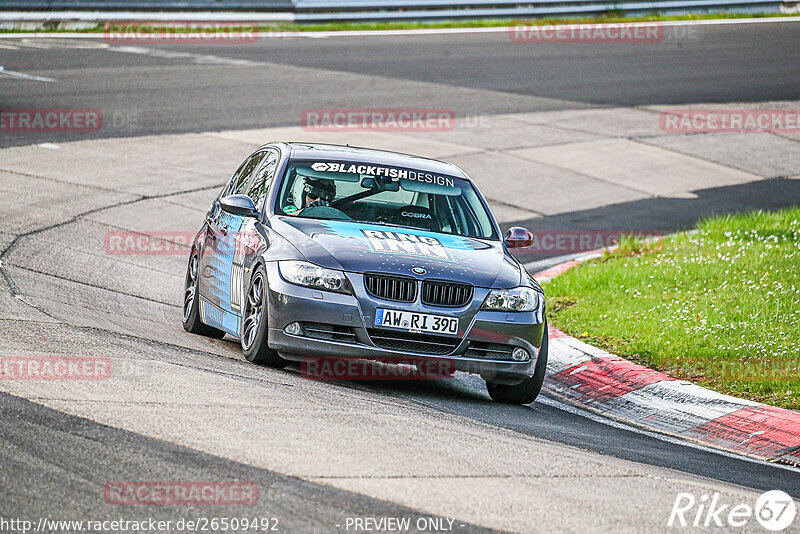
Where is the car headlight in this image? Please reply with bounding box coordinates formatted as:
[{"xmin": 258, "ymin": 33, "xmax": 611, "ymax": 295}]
[
  {"xmin": 278, "ymin": 261, "xmax": 349, "ymax": 293},
  {"xmin": 482, "ymin": 287, "xmax": 539, "ymax": 312}
]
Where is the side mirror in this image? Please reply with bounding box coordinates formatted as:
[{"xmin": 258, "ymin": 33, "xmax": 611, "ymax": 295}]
[
  {"xmin": 219, "ymin": 194, "xmax": 258, "ymax": 217},
  {"xmin": 504, "ymin": 227, "xmax": 534, "ymax": 249}
]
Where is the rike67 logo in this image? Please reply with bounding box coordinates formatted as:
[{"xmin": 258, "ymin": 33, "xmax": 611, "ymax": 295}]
[{"xmin": 668, "ymin": 490, "xmax": 796, "ymax": 531}]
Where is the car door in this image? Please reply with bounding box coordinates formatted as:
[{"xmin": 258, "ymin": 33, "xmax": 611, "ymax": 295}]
[
  {"xmin": 198, "ymin": 151, "xmax": 266, "ymax": 335},
  {"xmin": 198, "ymin": 149, "xmax": 279, "ymax": 337},
  {"xmin": 228, "ymin": 149, "xmax": 279, "ymax": 321}
]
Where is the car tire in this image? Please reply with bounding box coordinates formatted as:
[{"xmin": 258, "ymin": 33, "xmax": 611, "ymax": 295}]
[
  {"xmin": 241, "ymin": 264, "xmax": 288, "ymax": 368},
  {"xmin": 183, "ymin": 248, "xmax": 226, "ymax": 339},
  {"xmin": 485, "ymin": 322, "xmax": 549, "ymax": 405}
]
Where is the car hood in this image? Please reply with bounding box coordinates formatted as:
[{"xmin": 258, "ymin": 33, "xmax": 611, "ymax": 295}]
[{"xmin": 272, "ymin": 217, "xmax": 522, "ymax": 289}]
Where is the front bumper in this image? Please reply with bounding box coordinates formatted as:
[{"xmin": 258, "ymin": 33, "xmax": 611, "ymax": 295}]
[{"xmin": 264, "ymin": 263, "xmax": 545, "ymax": 383}]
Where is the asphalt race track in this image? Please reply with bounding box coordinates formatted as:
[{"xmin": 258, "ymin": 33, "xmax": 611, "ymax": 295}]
[
  {"xmin": 1, "ymin": 18, "xmax": 800, "ymax": 533},
  {"xmin": 2, "ymin": 19, "xmax": 800, "ymax": 148}
]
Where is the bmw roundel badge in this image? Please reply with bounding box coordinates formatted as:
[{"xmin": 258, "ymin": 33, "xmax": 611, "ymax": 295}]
[{"xmin": 411, "ymin": 267, "xmax": 427, "ymax": 275}]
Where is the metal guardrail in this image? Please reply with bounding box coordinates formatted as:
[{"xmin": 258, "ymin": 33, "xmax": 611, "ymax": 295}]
[
  {"xmin": 295, "ymin": 0, "xmax": 785, "ymax": 19},
  {"xmin": 0, "ymin": 0, "xmax": 788, "ymax": 19},
  {"xmin": 294, "ymin": 0, "xmax": 597, "ymax": 6},
  {"xmin": 1, "ymin": 1, "xmax": 292, "ymax": 8}
]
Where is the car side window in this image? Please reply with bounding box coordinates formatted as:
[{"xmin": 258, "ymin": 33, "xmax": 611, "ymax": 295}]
[
  {"xmin": 223, "ymin": 152, "xmax": 265, "ymax": 198},
  {"xmin": 246, "ymin": 150, "xmax": 279, "ymax": 210}
]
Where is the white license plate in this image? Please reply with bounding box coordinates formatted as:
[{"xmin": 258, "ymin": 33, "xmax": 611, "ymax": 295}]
[{"xmin": 374, "ymin": 309, "xmax": 459, "ymax": 336}]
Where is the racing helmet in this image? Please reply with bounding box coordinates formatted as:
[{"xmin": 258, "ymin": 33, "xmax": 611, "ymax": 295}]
[{"xmin": 302, "ymin": 176, "xmax": 336, "ymax": 205}]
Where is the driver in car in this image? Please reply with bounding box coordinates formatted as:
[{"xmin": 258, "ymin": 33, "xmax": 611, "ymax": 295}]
[{"xmin": 300, "ymin": 176, "xmax": 337, "ymax": 209}]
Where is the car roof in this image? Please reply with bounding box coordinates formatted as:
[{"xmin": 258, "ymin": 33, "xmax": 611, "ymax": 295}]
[{"xmin": 265, "ymin": 142, "xmax": 471, "ymax": 180}]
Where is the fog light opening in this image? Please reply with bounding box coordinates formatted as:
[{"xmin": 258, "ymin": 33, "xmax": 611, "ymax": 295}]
[
  {"xmin": 511, "ymin": 347, "xmax": 530, "ymax": 361},
  {"xmin": 285, "ymin": 322, "xmax": 303, "ymax": 336}
]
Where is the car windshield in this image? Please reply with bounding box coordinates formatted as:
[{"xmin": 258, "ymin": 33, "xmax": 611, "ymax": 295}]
[{"xmin": 275, "ymin": 159, "xmax": 497, "ymax": 239}]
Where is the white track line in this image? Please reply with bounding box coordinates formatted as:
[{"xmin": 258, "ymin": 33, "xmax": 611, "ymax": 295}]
[
  {"xmin": 0, "ymin": 66, "xmax": 55, "ymax": 82},
  {"xmin": 538, "ymin": 395, "xmax": 800, "ymax": 474},
  {"xmin": 0, "ymin": 16, "xmax": 799, "ymax": 39}
]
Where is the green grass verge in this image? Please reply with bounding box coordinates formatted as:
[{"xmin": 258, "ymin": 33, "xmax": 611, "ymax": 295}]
[
  {"xmin": 545, "ymin": 208, "xmax": 800, "ymax": 410},
  {"xmin": 0, "ymin": 12, "xmax": 796, "ymax": 34}
]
